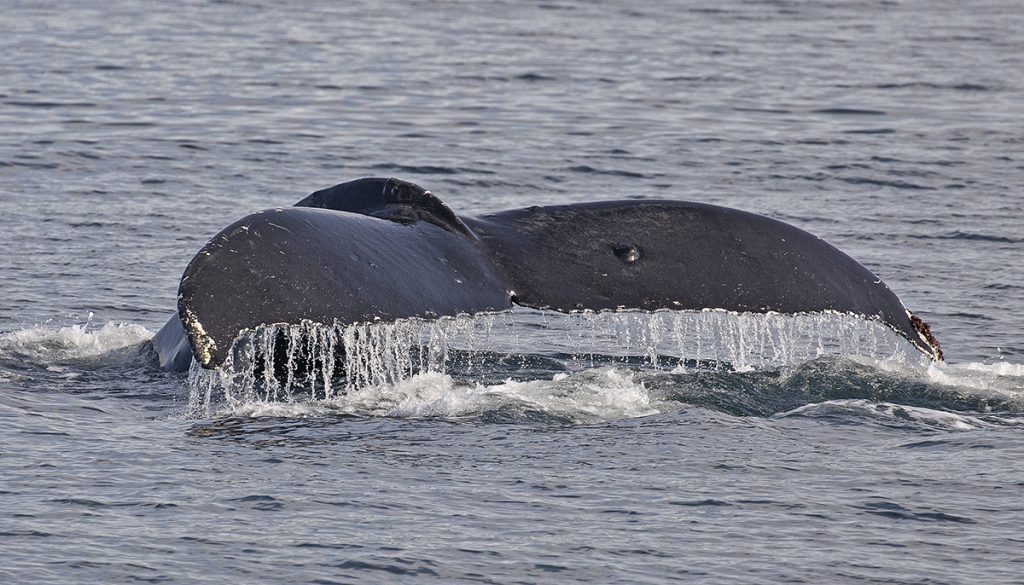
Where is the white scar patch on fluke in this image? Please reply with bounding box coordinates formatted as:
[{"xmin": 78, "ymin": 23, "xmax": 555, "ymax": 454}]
[{"xmin": 183, "ymin": 307, "xmax": 218, "ymax": 368}]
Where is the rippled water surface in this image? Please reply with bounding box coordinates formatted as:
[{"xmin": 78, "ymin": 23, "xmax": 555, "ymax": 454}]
[{"xmin": 2, "ymin": 1, "xmax": 1023, "ymax": 583}]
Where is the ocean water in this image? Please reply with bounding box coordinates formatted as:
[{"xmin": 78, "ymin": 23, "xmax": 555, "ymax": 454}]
[{"xmin": 2, "ymin": 0, "xmax": 1023, "ymax": 583}]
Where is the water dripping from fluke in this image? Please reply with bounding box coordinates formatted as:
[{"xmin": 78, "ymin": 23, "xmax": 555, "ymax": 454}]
[{"xmin": 185, "ymin": 309, "xmax": 926, "ymax": 418}]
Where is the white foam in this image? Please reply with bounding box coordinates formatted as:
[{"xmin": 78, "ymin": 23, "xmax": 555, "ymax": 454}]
[
  {"xmin": 225, "ymin": 401, "xmax": 333, "ymax": 419},
  {"xmin": 325, "ymin": 371, "xmax": 489, "ymax": 418},
  {"xmin": 920, "ymin": 360, "xmax": 1024, "ymax": 399},
  {"xmin": 204, "ymin": 367, "xmax": 664, "ymax": 423},
  {"xmin": 0, "ymin": 320, "xmax": 152, "ymax": 363},
  {"xmin": 937, "ymin": 360, "xmax": 1024, "ymax": 379}
]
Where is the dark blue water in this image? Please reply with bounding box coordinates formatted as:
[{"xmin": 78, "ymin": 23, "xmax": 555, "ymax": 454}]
[{"xmin": 2, "ymin": 1, "xmax": 1022, "ymax": 583}]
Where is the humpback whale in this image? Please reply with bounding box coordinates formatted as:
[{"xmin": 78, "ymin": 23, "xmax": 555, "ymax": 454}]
[{"xmin": 152, "ymin": 177, "xmax": 942, "ymax": 372}]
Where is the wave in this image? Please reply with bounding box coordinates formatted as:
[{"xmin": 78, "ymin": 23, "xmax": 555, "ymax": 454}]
[
  {"xmin": 0, "ymin": 320, "xmax": 152, "ymax": 367},
  {"xmin": 180, "ymin": 311, "xmax": 1022, "ymax": 426},
  {"xmin": 776, "ymin": 399, "xmax": 1022, "ymax": 432},
  {"xmin": 907, "ymin": 231, "xmax": 1023, "ymax": 244},
  {"xmin": 187, "ymin": 356, "xmax": 1024, "ymax": 430},
  {"xmin": 3, "ymin": 315, "xmax": 1021, "ymax": 429}
]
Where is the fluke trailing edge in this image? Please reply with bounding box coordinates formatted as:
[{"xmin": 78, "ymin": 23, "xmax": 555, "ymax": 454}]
[{"xmin": 152, "ymin": 177, "xmax": 943, "ymax": 371}]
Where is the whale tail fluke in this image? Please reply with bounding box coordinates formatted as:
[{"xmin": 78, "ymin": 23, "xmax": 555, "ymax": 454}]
[{"xmin": 158, "ymin": 178, "xmax": 941, "ymax": 371}]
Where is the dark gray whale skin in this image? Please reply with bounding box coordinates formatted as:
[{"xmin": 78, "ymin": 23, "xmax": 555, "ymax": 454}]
[{"xmin": 152, "ymin": 178, "xmax": 942, "ymax": 371}]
